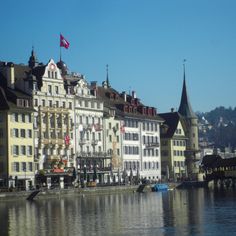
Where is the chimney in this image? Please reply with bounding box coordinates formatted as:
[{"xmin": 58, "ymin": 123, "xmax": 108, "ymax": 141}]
[
  {"xmin": 6, "ymin": 62, "xmax": 15, "ymax": 89},
  {"xmin": 122, "ymin": 91, "xmax": 127, "ymax": 102},
  {"xmin": 171, "ymin": 108, "xmax": 174, "ymax": 113},
  {"xmin": 132, "ymin": 91, "xmax": 136, "ymax": 98}
]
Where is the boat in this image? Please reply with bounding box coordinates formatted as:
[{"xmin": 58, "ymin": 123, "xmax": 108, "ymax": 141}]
[{"xmin": 152, "ymin": 183, "xmax": 168, "ymax": 192}]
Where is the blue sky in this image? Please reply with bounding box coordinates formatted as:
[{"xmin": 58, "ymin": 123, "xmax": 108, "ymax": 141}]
[{"xmin": 1, "ymin": 0, "xmax": 236, "ymax": 113}]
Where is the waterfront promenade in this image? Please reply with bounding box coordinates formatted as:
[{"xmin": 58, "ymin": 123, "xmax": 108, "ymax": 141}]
[{"xmin": 0, "ymin": 185, "xmax": 140, "ymax": 201}]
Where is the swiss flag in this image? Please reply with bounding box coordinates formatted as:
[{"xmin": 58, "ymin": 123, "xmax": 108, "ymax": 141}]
[
  {"xmin": 60, "ymin": 34, "xmax": 70, "ymax": 49},
  {"xmin": 64, "ymin": 135, "xmax": 70, "ymax": 145}
]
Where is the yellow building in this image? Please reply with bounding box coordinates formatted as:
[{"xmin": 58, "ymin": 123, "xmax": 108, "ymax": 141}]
[
  {"xmin": 160, "ymin": 112, "xmax": 187, "ymax": 181},
  {"xmin": 0, "ymin": 85, "xmax": 35, "ymax": 189}
]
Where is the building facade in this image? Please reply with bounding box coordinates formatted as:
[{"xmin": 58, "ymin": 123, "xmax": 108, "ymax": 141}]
[
  {"xmin": 160, "ymin": 112, "xmax": 187, "ymax": 181},
  {"xmin": 0, "ymin": 66, "xmax": 35, "ymax": 188}
]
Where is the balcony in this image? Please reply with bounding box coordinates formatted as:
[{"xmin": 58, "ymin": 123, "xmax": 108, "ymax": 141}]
[
  {"xmin": 91, "ymin": 139, "xmax": 98, "ymax": 145},
  {"xmin": 77, "ymin": 152, "xmax": 112, "ymax": 159},
  {"xmin": 145, "ymin": 142, "xmax": 160, "ymax": 148}
]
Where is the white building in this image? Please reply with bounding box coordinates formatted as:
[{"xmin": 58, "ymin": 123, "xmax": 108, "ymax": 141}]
[{"xmin": 96, "ymin": 82, "xmax": 163, "ymax": 182}]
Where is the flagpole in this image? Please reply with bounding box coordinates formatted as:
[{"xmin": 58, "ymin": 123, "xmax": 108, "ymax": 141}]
[
  {"xmin": 59, "ymin": 33, "xmax": 62, "ymax": 62},
  {"xmin": 60, "ymin": 46, "xmax": 62, "ymax": 62}
]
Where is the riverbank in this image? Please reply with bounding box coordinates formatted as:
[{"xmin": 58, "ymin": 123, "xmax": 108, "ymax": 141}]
[
  {"xmin": 0, "ymin": 185, "xmax": 139, "ymax": 201},
  {"xmin": 0, "ymin": 182, "xmax": 182, "ymax": 201}
]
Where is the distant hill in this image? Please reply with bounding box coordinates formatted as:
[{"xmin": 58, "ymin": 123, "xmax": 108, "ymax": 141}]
[{"xmin": 197, "ymin": 106, "xmax": 236, "ymax": 150}]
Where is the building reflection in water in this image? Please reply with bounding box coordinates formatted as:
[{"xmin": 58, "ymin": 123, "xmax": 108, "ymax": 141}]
[{"xmin": 1, "ymin": 189, "xmax": 236, "ymax": 235}]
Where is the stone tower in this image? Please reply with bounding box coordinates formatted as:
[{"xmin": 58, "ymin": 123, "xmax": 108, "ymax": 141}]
[
  {"xmin": 28, "ymin": 47, "xmax": 38, "ymax": 69},
  {"xmin": 178, "ymin": 64, "xmax": 199, "ymax": 179}
]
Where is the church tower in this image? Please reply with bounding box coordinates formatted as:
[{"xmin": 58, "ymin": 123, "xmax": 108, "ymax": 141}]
[
  {"xmin": 28, "ymin": 47, "xmax": 38, "ymax": 69},
  {"xmin": 178, "ymin": 63, "xmax": 199, "ymax": 179}
]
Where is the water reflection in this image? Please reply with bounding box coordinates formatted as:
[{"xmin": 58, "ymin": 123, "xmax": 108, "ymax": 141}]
[{"xmin": 1, "ymin": 189, "xmax": 236, "ymax": 235}]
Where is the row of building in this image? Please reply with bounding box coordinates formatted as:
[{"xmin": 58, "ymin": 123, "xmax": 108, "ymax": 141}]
[{"xmin": 0, "ymin": 49, "xmax": 199, "ymax": 189}]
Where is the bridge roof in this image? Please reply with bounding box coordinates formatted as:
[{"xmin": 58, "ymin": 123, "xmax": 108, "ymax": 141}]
[{"xmin": 202, "ymin": 155, "xmax": 236, "ymax": 169}]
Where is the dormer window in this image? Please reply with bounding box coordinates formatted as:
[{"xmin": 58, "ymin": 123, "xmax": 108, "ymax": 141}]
[{"xmin": 48, "ymin": 71, "xmax": 50, "ymax": 78}]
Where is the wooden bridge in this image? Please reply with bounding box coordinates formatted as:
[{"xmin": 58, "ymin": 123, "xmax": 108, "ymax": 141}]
[{"xmin": 201, "ymin": 154, "xmax": 236, "ymax": 188}]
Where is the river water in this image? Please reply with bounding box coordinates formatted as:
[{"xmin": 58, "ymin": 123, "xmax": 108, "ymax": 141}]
[{"xmin": 0, "ymin": 188, "xmax": 236, "ymax": 236}]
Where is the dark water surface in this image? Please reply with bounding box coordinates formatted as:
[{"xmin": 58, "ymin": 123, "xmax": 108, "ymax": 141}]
[{"xmin": 0, "ymin": 188, "xmax": 236, "ymax": 236}]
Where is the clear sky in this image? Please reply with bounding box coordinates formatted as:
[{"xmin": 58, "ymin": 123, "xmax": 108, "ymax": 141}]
[{"xmin": 1, "ymin": 0, "xmax": 236, "ymax": 113}]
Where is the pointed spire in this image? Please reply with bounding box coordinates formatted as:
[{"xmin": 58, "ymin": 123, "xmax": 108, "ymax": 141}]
[
  {"xmin": 28, "ymin": 46, "xmax": 38, "ymax": 68},
  {"xmin": 106, "ymin": 64, "xmax": 111, "ymax": 88},
  {"xmin": 178, "ymin": 60, "xmax": 197, "ymax": 118}
]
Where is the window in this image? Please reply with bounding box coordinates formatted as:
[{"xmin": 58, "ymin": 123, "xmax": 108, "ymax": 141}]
[
  {"xmin": 48, "ymin": 71, "xmax": 50, "ymax": 78},
  {"xmin": 21, "ymin": 145, "xmax": 26, "ymax": 155},
  {"xmin": 55, "ymin": 72, "xmax": 58, "ymax": 79},
  {"xmin": 69, "ymin": 102, "xmax": 72, "ymax": 109},
  {"xmin": 155, "ymin": 149, "xmax": 159, "ymax": 156},
  {"xmin": 27, "ymin": 146, "xmax": 32, "ymax": 156},
  {"xmin": 49, "ymin": 100, "xmax": 52, "ymax": 107},
  {"xmin": 42, "ymin": 100, "xmax": 45, "ymax": 107},
  {"xmin": 28, "ymin": 114, "xmax": 32, "ymax": 123},
  {"xmin": 22, "ymin": 162, "xmax": 27, "ymax": 171},
  {"xmin": 28, "ymin": 162, "xmax": 33, "ymax": 171},
  {"xmin": 13, "ymin": 145, "xmax": 19, "ymax": 156},
  {"xmin": 13, "ymin": 113, "xmax": 18, "ymax": 122},
  {"xmin": 21, "ymin": 114, "xmax": 25, "ymax": 123},
  {"xmin": 56, "ymin": 101, "xmax": 59, "ymax": 107},
  {"xmin": 109, "ymin": 135, "xmax": 112, "ymax": 142},
  {"xmin": 109, "ymin": 123, "xmax": 112, "ymax": 129},
  {"xmin": 13, "ymin": 162, "xmax": 20, "ymax": 172},
  {"xmin": 48, "ymin": 85, "xmax": 52, "ymax": 94},
  {"xmin": 13, "ymin": 129, "xmax": 19, "ymax": 137},
  {"xmin": 34, "ymin": 99, "xmax": 38, "ymax": 106},
  {"xmin": 20, "ymin": 129, "xmax": 26, "ymax": 138},
  {"xmin": 63, "ymin": 102, "xmax": 66, "ymax": 108}
]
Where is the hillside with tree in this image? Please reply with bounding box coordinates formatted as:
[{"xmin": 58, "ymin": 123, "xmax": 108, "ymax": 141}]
[{"xmin": 197, "ymin": 106, "xmax": 236, "ymax": 150}]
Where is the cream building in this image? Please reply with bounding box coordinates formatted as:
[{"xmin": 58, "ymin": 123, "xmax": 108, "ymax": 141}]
[
  {"xmin": 0, "ymin": 65, "xmax": 35, "ymax": 189},
  {"xmin": 160, "ymin": 112, "xmax": 187, "ymax": 180}
]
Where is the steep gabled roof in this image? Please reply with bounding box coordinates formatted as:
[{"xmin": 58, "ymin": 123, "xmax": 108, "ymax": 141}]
[
  {"xmin": 178, "ymin": 67, "xmax": 197, "ymax": 119},
  {"xmin": 159, "ymin": 112, "xmax": 186, "ymax": 138}
]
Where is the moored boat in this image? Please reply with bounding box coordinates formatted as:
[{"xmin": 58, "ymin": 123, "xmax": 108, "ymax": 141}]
[{"xmin": 152, "ymin": 183, "xmax": 168, "ymax": 192}]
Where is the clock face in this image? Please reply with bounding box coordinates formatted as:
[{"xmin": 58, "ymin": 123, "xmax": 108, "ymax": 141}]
[{"xmin": 50, "ymin": 63, "xmax": 55, "ymax": 70}]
